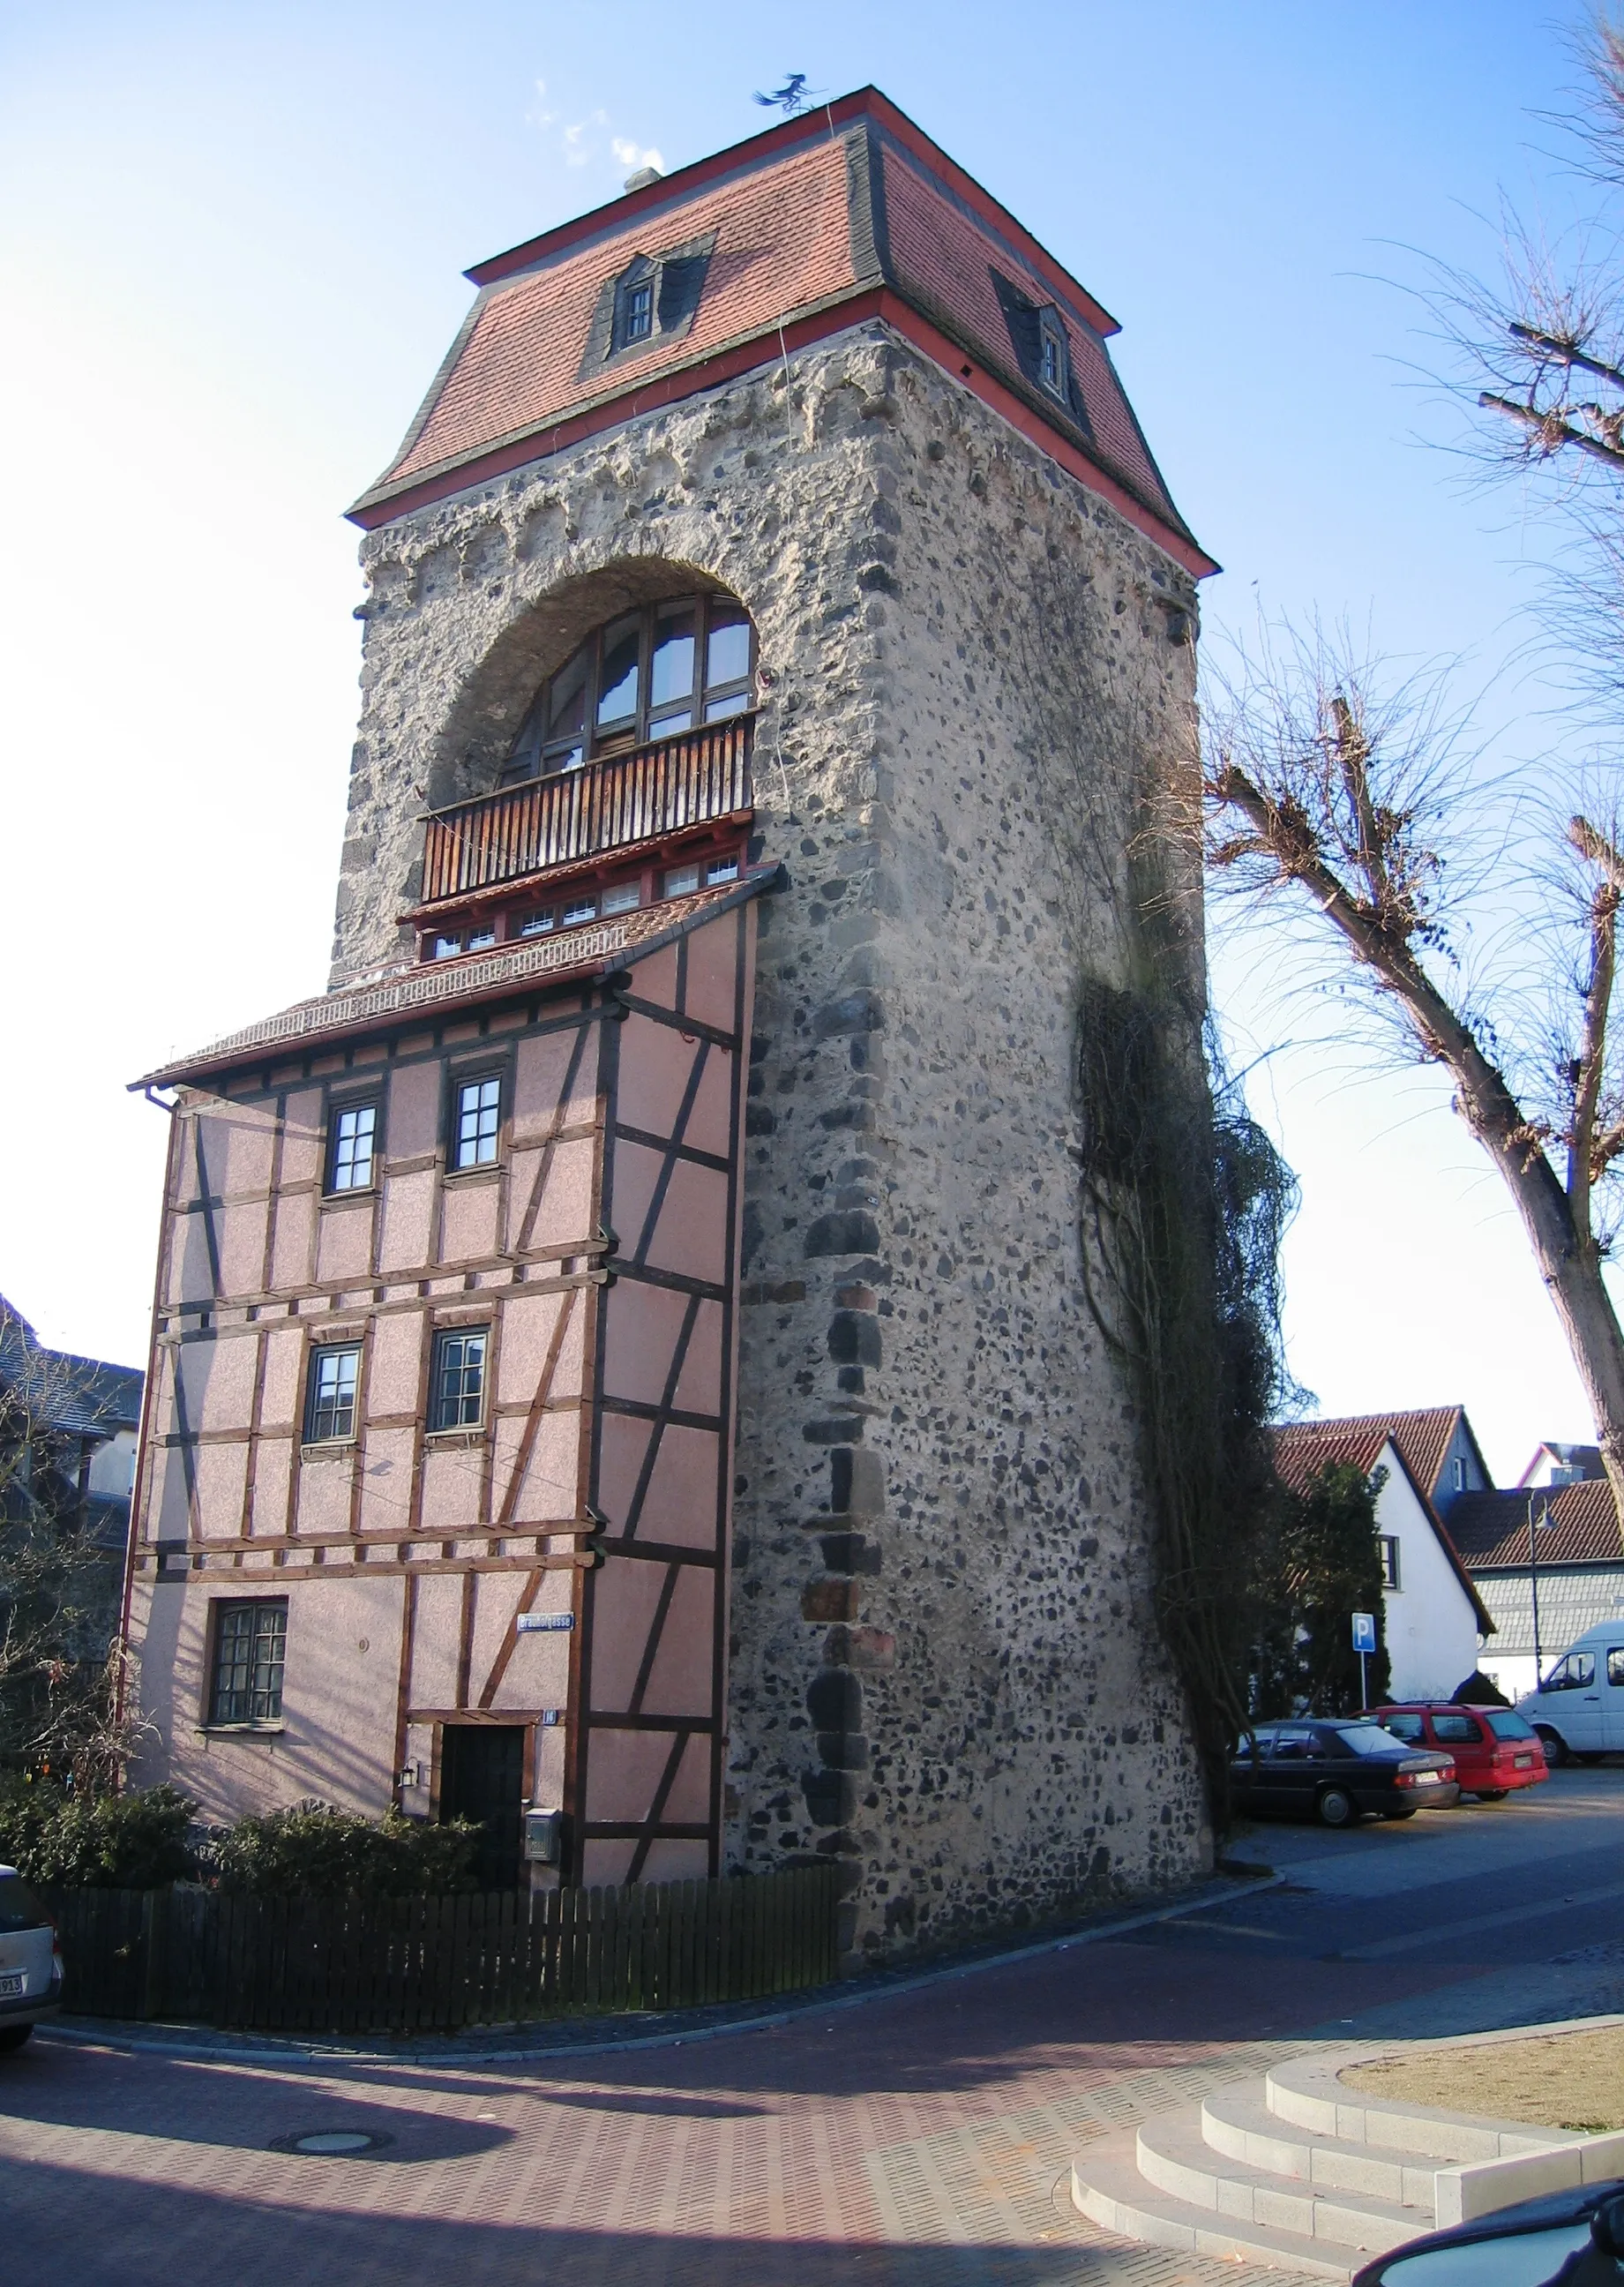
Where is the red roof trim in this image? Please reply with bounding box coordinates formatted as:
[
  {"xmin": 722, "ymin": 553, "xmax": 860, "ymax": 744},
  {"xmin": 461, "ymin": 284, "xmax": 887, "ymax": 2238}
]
[
  {"xmin": 466, "ymin": 87, "xmax": 1121, "ymax": 341},
  {"xmin": 348, "ymin": 286, "xmax": 1216, "ymax": 577}
]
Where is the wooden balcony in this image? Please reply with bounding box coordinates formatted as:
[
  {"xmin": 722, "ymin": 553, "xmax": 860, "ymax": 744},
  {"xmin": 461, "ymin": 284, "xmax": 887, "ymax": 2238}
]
[{"xmin": 419, "ymin": 713, "xmax": 754, "ymax": 908}]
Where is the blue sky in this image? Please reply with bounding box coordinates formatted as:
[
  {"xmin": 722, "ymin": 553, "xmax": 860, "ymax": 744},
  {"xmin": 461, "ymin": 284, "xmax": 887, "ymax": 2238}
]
[{"xmin": 0, "ymin": 2, "xmax": 1606, "ymax": 1478}]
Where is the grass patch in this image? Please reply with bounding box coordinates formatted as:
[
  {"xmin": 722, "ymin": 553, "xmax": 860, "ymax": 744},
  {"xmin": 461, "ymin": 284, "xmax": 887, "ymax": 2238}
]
[{"xmin": 1342, "ymin": 2028, "xmax": 1624, "ymax": 2133}]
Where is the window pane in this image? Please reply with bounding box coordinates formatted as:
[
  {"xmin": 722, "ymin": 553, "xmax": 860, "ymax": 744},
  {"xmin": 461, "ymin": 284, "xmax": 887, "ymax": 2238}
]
[
  {"xmin": 596, "ymin": 615, "xmax": 640, "ymax": 728},
  {"xmin": 623, "ymin": 279, "xmax": 653, "ymax": 342},
  {"xmin": 519, "ymin": 908, "xmax": 555, "ymax": 935},
  {"xmin": 454, "ymin": 1076, "xmax": 501, "ymax": 1168},
  {"xmin": 467, "ymin": 924, "xmax": 497, "ymax": 951},
  {"xmin": 648, "ymin": 708, "xmax": 692, "ymax": 736},
  {"xmin": 307, "ymin": 1344, "xmax": 359, "ymax": 1443},
  {"xmin": 431, "ymin": 1329, "xmax": 488, "ymax": 1429},
  {"xmin": 664, "ymin": 864, "xmax": 700, "ymax": 897},
  {"xmin": 705, "ymin": 605, "xmax": 751, "ymax": 692},
  {"xmin": 703, "ymin": 690, "xmax": 751, "ymax": 723},
  {"xmin": 561, "ymin": 894, "xmax": 597, "ymax": 925},
  {"xmin": 548, "ymin": 647, "xmax": 588, "ymax": 739},
  {"xmin": 602, "ymin": 881, "xmax": 640, "ymax": 914},
  {"xmin": 211, "ymin": 1601, "xmax": 287, "ymax": 1725},
  {"xmin": 706, "ymin": 856, "xmax": 739, "ymax": 886},
  {"xmin": 432, "ymin": 934, "xmax": 462, "ymax": 960},
  {"xmin": 650, "ymin": 607, "xmax": 697, "ymax": 709},
  {"xmin": 331, "ymin": 1104, "xmax": 376, "ymax": 1192}
]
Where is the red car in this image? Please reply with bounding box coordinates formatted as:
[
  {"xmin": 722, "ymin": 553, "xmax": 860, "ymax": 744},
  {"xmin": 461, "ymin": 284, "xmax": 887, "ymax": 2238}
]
[{"xmin": 1365, "ymin": 1703, "xmax": 1548, "ymax": 1799}]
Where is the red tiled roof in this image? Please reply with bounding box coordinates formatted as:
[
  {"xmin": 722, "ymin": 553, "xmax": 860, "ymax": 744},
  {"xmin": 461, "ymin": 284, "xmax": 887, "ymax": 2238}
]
[
  {"xmin": 1273, "ymin": 1408, "xmax": 1465, "ymax": 1503},
  {"xmin": 1272, "ymin": 1411, "xmax": 1494, "ymax": 1636},
  {"xmin": 387, "ymin": 136, "xmax": 857, "ymax": 488},
  {"xmin": 131, "ymin": 869, "xmax": 776, "ymax": 1092},
  {"xmin": 349, "ymin": 89, "xmax": 1209, "ymax": 573},
  {"xmin": 1450, "ymin": 1481, "xmax": 1623, "ymax": 1570}
]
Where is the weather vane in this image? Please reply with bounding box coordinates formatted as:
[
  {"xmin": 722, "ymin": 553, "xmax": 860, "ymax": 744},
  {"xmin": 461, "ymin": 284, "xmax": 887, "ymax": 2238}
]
[{"xmin": 753, "ymin": 75, "xmax": 813, "ymax": 117}]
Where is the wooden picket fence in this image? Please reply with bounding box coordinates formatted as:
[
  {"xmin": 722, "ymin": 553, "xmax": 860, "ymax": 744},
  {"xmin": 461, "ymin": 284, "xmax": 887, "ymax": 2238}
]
[{"xmin": 47, "ymin": 1864, "xmax": 837, "ymax": 2034}]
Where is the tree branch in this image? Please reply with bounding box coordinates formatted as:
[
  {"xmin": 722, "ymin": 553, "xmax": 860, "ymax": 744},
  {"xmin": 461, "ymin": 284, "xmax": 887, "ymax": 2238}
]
[
  {"xmin": 1509, "ymin": 321, "xmax": 1624, "ymax": 396},
  {"xmin": 1330, "ymin": 694, "xmax": 1392, "ymax": 910},
  {"xmin": 1479, "ymin": 392, "xmax": 1624, "ymax": 469}
]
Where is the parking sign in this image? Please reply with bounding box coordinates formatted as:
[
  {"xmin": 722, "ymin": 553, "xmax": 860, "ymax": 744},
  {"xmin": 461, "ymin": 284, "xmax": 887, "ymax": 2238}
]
[{"xmin": 1351, "ymin": 1611, "xmax": 1378, "ymax": 1653}]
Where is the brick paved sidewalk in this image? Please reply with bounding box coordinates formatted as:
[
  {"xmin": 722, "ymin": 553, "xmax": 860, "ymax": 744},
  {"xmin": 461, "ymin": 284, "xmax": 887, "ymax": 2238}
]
[{"xmin": 0, "ymin": 1928, "xmax": 1474, "ymax": 2287}]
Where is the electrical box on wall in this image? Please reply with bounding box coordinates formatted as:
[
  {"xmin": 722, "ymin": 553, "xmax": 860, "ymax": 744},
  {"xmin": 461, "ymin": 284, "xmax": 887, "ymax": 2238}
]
[{"xmin": 523, "ymin": 1807, "xmax": 562, "ymax": 1863}]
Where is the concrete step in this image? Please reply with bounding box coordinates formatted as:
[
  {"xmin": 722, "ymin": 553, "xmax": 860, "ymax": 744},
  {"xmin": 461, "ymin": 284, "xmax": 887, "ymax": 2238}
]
[
  {"xmin": 1202, "ymin": 2082, "xmax": 1438, "ymax": 2207},
  {"xmin": 1071, "ymin": 2126, "xmax": 1355, "ymax": 2280},
  {"xmin": 1134, "ymin": 2103, "xmax": 1426, "ymax": 2255},
  {"xmin": 1264, "ymin": 2055, "xmax": 1575, "ymax": 2163}
]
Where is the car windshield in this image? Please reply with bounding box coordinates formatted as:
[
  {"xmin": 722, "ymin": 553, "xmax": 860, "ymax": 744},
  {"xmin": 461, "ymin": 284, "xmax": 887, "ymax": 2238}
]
[
  {"xmin": 1335, "ymin": 1725, "xmax": 1406, "ymax": 1757},
  {"xmin": 1485, "ymin": 1709, "xmax": 1536, "ymax": 1740},
  {"xmin": 0, "ymin": 1872, "xmax": 49, "ymax": 1933}
]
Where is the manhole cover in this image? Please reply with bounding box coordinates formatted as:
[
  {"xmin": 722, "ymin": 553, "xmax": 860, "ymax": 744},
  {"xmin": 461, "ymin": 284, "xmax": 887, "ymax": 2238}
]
[{"xmin": 271, "ymin": 2128, "xmax": 393, "ymax": 2156}]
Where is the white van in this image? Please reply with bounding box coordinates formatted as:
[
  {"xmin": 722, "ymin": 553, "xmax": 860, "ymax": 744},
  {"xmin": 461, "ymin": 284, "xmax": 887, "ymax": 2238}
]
[{"xmin": 1516, "ymin": 1623, "xmax": 1624, "ymax": 1762}]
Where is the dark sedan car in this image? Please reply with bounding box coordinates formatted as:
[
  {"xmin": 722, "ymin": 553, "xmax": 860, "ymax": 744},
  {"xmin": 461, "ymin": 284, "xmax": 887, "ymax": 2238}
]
[{"xmin": 1231, "ymin": 1720, "xmax": 1461, "ymax": 1827}]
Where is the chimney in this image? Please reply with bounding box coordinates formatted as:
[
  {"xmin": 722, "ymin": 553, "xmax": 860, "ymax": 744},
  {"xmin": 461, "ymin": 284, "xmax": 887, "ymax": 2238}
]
[{"xmin": 623, "ymin": 165, "xmax": 662, "ymax": 193}]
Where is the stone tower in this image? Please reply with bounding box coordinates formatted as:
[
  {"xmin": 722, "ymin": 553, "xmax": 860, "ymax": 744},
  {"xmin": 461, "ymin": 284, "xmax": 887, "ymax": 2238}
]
[{"xmin": 125, "ymin": 89, "xmax": 1217, "ymax": 1962}]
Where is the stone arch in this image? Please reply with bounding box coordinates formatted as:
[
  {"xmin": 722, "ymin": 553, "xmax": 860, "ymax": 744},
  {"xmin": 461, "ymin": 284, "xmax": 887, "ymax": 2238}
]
[{"xmin": 426, "ymin": 556, "xmax": 751, "ymax": 811}]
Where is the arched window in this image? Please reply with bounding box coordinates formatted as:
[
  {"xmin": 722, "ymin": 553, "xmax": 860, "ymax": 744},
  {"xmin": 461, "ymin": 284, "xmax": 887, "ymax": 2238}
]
[{"xmin": 500, "ymin": 593, "xmax": 755, "ymax": 785}]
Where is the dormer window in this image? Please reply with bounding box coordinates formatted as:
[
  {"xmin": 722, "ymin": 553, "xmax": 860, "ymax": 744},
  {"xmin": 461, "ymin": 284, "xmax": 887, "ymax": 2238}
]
[
  {"xmin": 617, "ymin": 271, "xmax": 655, "ymax": 350},
  {"xmin": 500, "ymin": 593, "xmax": 755, "ymax": 784},
  {"xmin": 1037, "ymin": 313, "xmax": 1067, "ymax": 400}
]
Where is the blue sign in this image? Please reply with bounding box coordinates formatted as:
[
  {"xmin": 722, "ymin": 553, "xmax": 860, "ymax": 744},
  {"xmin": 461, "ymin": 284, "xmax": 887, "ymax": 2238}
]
[
  {"xmin": 517, "ymin": 1613, "xmax": 575, "ymax": 1634},
  {"xmin": 1351, "ymin": 1611, "xmax": 1378, "ymax": 1654}
]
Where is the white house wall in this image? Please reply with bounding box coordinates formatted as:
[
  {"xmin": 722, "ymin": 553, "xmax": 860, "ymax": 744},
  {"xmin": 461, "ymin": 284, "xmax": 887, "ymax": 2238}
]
[{"xmin": 1376, "ymin": 1443, "xmax": 1484, "ymax": 1699}]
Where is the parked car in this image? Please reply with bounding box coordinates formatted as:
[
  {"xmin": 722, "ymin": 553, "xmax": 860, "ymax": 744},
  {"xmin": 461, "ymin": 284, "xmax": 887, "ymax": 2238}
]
[
  {"xmin": 0, "ymin": 1867, "xmax": 62, "ymax": 2050},
  {"xmin": 1351, "ymin": 2176, "xmax": 1624, "ymax": 2285},
  {"xmin": 1516, "ymin": 1623, "xmax": 1624, "ymax": 1765},
  {"xmin": 1231, "ymin": 1721, "xmax": 1460, "ymax": 1827},
  {"xmin": 1366, "ymin": 1702, "xmax": 1548, "ymax": 1798}
]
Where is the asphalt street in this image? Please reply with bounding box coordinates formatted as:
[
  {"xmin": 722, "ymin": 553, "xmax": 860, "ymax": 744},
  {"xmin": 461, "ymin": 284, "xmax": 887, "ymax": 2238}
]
[{"xmin": 1, "ymin": 1766, "xmax": 1620, "ymax": 2287}]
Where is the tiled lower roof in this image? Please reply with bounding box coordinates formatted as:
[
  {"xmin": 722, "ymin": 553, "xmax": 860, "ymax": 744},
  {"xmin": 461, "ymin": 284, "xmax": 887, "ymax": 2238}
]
[
  {"xmin": 1273, "ymin": 1407, "xmax": 1464, "ymax": 1504},
  {"xmin": 133, "ymin": 869, "xmax": 776, "ymax": 1091},
  {"xmin": 1451, "ymin": 1481, "xmax": 1622, "ymax": 1569}
]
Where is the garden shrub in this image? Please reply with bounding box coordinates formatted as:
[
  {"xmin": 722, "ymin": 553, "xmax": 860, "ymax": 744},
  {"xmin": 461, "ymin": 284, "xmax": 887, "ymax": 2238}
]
[
  {"xmin": 209, "ymin": 1799, "xmax": 481, "ymax": 1898},
  {"xmin": 0, "ymin": 1778, "xmax": 197, "ymax": 1889}
]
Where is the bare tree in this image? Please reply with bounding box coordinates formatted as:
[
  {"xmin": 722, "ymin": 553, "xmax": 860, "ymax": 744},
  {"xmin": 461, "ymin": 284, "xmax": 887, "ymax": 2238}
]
[{"xmin": 1203, "ymin": 630, "xmax": 1624, "ymax": 1526}]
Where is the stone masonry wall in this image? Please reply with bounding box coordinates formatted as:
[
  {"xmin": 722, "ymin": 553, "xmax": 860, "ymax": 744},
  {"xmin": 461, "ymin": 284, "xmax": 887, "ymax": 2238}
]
[{"xmin": 335, "ymin": 320, "xmax": 1212, "ymax": 1961}]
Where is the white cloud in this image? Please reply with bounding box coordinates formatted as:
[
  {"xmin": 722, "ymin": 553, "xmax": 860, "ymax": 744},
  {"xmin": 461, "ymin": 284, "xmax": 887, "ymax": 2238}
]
[{"xmin": 611, "ymin": 136, "xmax": 664, "ymax": 175}]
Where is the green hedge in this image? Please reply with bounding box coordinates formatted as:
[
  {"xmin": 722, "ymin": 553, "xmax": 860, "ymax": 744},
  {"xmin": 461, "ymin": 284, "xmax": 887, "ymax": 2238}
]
[{"xmin": 0, "ymin": 1783, "xmax": 481, "ymax": 1897}]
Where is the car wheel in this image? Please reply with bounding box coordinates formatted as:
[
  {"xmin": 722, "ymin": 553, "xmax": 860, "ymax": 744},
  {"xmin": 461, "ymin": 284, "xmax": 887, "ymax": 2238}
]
[
  {"xmin": 1534, "ymin": 1726, "xmax": 1570, "ymax": 1767},
  {"xmin": 1317, "ymin": 1785, "xmax": 1356, "ymax": 1827},
  {"xmin": 0, "ymin": 2026, "xmax": 33, "ymax": 2054},
  {"xmin": 1473, "ymin": 1790, "xmax": 1508, "ymax": 1802}
]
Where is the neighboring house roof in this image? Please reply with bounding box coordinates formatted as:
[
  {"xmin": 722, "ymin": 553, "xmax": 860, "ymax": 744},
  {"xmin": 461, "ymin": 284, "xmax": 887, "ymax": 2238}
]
[
  {"xmin": 1271, "ymin": 1406, "xmax": 1475, "ymax": 1508},
  {"xmin": 1516, "ymin": 1441, "xmax": 1605, "ymax": 1486},
  {"xmin": 1272, "ymin": 1413, "xmax": 1495, "ymax": 1636},
  {"xmin": 348, "ymin": 87, "xmax": 1212, "ymax": 574},
  {"xmin": 0, "ymin": 1296, "xmax": 143, "ymax": 1439},
  {"xmin": 132, "ymin": 864, "xmax": 781, "ymax": 1093},
  {"xmin": 1450, "ymin": 1481, "xmax": 1622, "ymax": 1570}
]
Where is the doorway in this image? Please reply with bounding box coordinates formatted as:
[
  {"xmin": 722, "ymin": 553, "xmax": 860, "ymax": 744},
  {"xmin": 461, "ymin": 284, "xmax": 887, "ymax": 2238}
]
[{"xmin": 438, "ymin": 1723, "xmax": 526, "ymax": 1891}]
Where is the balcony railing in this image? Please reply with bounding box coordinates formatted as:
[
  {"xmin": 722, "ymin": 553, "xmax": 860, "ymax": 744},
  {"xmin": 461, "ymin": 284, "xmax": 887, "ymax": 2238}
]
[{"xmin": 419, "ymin": 713, "xmax": 755, "ymax": 908}]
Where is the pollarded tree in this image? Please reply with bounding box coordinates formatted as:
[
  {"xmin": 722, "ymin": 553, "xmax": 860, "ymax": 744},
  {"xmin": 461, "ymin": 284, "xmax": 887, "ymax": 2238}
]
[{"xmin": 1203, "ymin": 631, "xmax": 1624, "ymax": 1527}]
